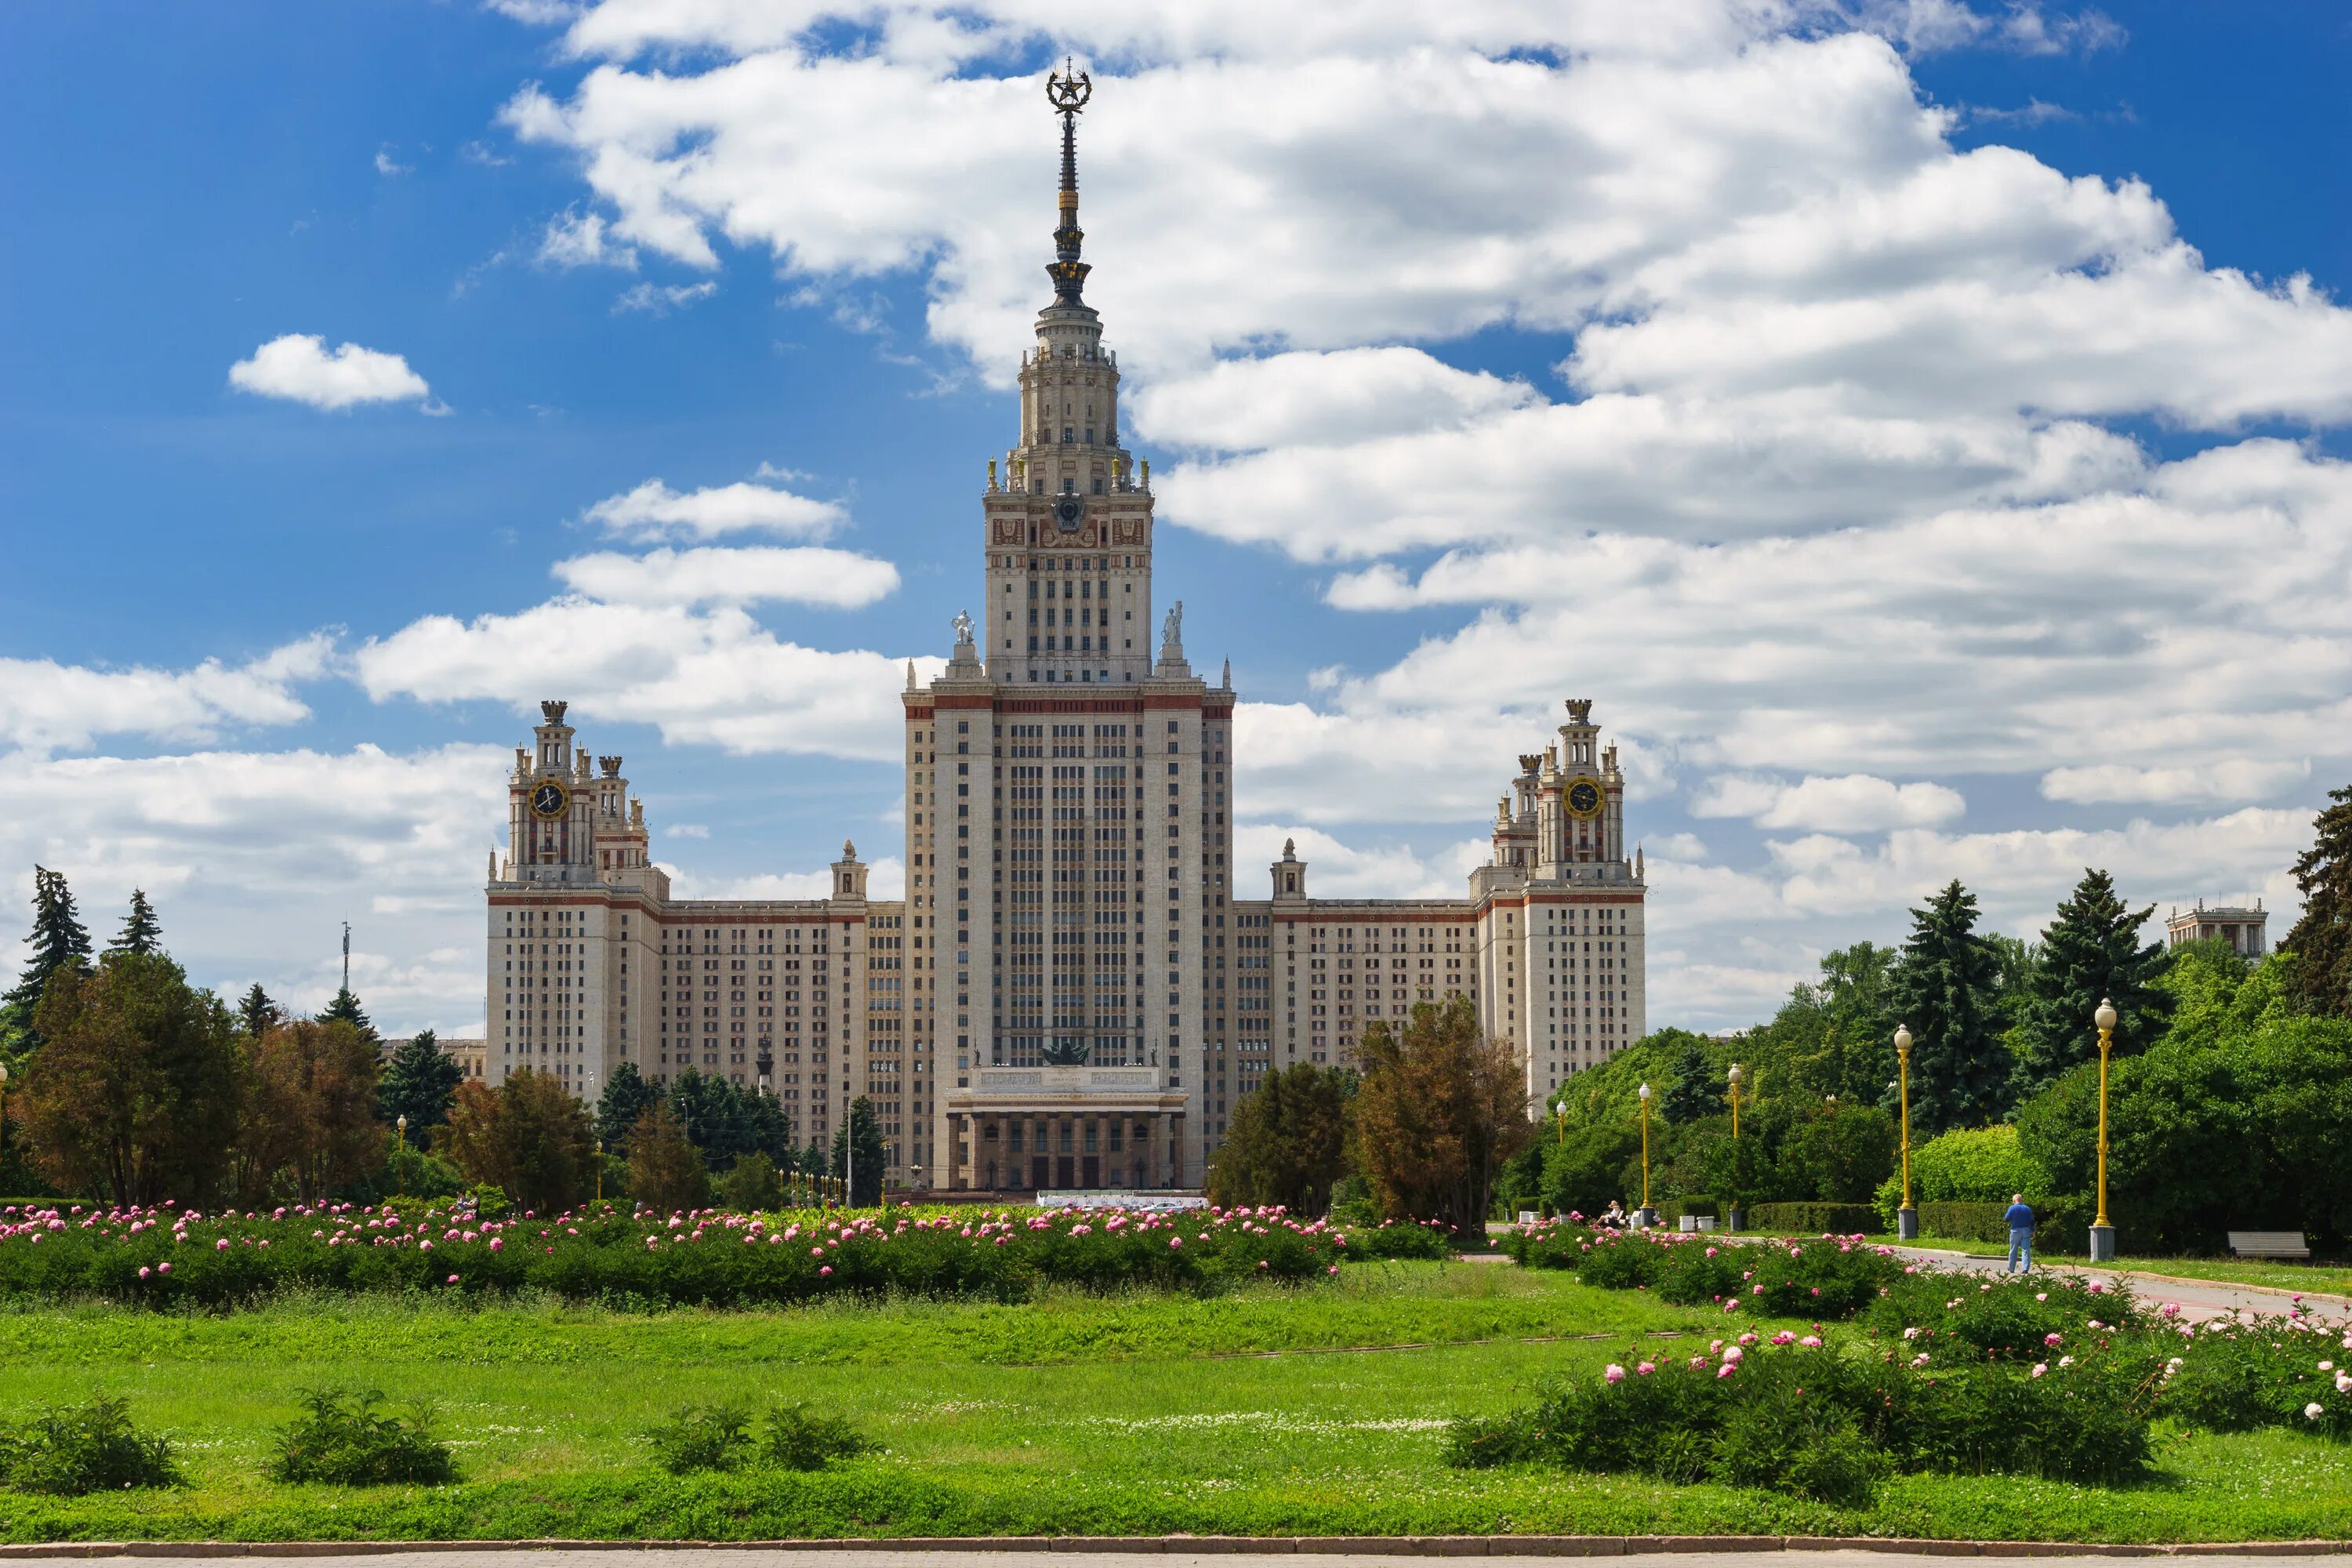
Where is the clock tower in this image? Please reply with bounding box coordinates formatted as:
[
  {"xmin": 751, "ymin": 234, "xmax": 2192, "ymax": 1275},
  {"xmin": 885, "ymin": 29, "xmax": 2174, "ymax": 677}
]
[{"xmin": 509, "ymin": 700, "xmax": 598, "ymax": 884}]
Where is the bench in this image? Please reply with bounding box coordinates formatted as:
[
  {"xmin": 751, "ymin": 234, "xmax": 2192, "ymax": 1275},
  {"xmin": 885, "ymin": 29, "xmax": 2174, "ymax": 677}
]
[{"xmin": 2228, "ymin": 1230, "xmax": 2312, "ymax": 1261}]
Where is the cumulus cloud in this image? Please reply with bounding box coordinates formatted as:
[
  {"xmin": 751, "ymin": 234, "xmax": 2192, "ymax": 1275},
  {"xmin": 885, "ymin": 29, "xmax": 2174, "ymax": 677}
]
[
  {"xmin": 615, "ymin": 280, "xmax": 717, "ymax": 314},
  {"xmin": 583, "ymin": 477, "xmax": 847, "ymax": 541},
  {"xmin": 552, "ymin": 545, "xmax": 899, "ymax": 608},
  {"xmin": 228, "ymin": 335, "xmax": 434, "ymax": 412},
  {"xmin": 2042, "ymin": 759, "xmax": 2314, "ymax": 807},
  {"xmin": 539, "ymin": 207, "xmax": 635, "ymax": 269},
  {"xmin": 0, "ymin": 637, "xmax": 332, "ymax": 755},
  {"xmin": 1693, "ymin": 773, "xmax": 1966, "ymax": 832}
]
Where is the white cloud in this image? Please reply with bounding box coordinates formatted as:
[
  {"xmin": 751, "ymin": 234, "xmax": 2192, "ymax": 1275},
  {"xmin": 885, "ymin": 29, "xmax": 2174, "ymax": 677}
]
[
  {"xmin": 2042, "ymin": 759, "xmax": 2313, "ymax": 807},
  {"xmin": 1132, "ymin": 348, "xmax": 1536, "ymax": 452},
  {"xmin": 666, "ymin": 823, "xmax": 710, "ymax": 838},
  {"xmin": 1693, "ymin": 773, "xmax": 1966, "ymax": 831},
  {"xmin": 539, "ymin": 207, "xmax": 637, "ymax": 270},
  {"xmin": 0, "ymin": 745, "xmax": 506, "ymax": 1033},
  {"xmin": 228, "ymin": 335, "xmax": 433, "ymax": 412},
  {"xmin": 0, "ymin": 636, "xmax": 332, "ymax": 755},
  {"xmin": 615, "ymin": 279, "xmax": 717, "ymax": 314},
  {"xmin": 1232, "ymin": 823, "xmax": 1488, "ymax": 902},
  {"xmin": 353, "ymin": 599, "xmax": 941, "ymax": 760},
  {"xmin": 552, "ymin": 545, "xmax": 899, "ymax": 608},
  {"xmin": 671, "ymin": 858, "xmax": 906, "ymax": 902},
  {"xmin": 374, "ymin": 147, "xmax": 411, "ymax": 177},
  {"xmin": 583, "ymin": 477, "xmax": 846, "ymax": 541}
]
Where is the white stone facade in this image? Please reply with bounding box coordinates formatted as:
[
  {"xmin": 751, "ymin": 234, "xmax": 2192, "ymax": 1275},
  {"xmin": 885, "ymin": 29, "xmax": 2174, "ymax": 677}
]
[{"xmin": 483, "ymin": 84, "xmax": 1646, "ymax": 1189}]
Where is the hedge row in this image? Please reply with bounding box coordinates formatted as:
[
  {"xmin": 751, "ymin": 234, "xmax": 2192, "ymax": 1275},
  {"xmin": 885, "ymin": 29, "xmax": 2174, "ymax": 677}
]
[{"xmin": 1742, "ymin": 1202, "xmax": 1878, "ymax": 1235}]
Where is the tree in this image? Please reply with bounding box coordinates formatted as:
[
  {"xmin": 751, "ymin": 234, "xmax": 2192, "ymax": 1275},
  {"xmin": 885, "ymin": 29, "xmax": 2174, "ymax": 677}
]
[
  {"xmin": 1659, "ymin": 1042, "xmax": 1719, "ymax": 1126},
  {"xmin": 718, "ymin": 1149, "xmax": 780, "ymax": 1211},
  {"xmin": 1888, "ymin": 880, "xmax": 2008, "ymax": 1134},
  {"xmin": 1538, "ymin": 1123, "xmax": 1642, "ymax": 1218},
  {"xmin": 108, "ymin": 889, "xmax": 162, "ymax": 957},
  {"xmin": 437, "ymin": 1070, "xmax": 597, "ymax": 1214},
  {"xmin": 2285, "ymin": 782, "xmax": 2352, "ymax": 1018},
  {"xmin": 626, "ymin": 1103, "xmax": 710, "ymax": 1213},
  {"xmin": 17, "ymin": 951, "xmax": 239, "ymax": 1205},
  {"xmin": 234, "ymin": 983, "xmax": 282, "ymax": 1043},
  {"xmin": 1, "ymin": 867, "xmax": 93, "ymax": 1054},
  {"xmin": 1205, "ymin": 1063, "xmax": 1354, "ymax": 1212},
  {"xmin": 1775, "ymin": 1102, "xmax": 1897, "ymax": 1203},
  {"xmin": 239, "ymin": 1020, "xmax": 386, "ymax": 1203},
  {"xmin": 829, "ymin": 1096, "xmax": 887, "ymax": 1206},
  {"xmin": 378, "ymin": 1029, "xmax": 463, "ymax": 1133},
  {"xmin": 317, "ymin": 986, "xmax": 376, "ymax": 1042},
  {"xmin": 595, "ymin": 1062, "xmax": 663, "ymax": 1147},
  {"xmin": 1351, "ymin": 995, "xmax": 1531, "ymax": 1232},
  {"xmin": 2012, "ymin": 869, "xmax": 2172, "ymax": 1098}
]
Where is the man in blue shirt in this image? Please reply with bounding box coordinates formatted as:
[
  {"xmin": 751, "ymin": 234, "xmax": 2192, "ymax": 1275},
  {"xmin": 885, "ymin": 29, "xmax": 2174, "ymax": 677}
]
[{"xmin": 2005, "ymin": 1192, "xmax": 2034, "ymax": 1272}]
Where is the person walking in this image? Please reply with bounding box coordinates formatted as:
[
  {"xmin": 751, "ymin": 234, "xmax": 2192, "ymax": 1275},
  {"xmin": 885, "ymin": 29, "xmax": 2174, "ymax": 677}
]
[{"xmin": 2005, "ymin": 1192, "xmax": 2035, "ymax": 1272}]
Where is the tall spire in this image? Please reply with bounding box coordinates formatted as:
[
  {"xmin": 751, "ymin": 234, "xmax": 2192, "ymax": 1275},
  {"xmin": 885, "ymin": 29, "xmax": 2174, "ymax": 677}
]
[{"xmin": 1045, "ymin": 58, "xmax": 1092, "ymax": 305}]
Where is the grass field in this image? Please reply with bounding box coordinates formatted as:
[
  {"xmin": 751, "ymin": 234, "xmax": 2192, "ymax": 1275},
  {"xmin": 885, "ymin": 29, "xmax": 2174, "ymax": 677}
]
[{"xmin": 5, "ymin": 1260, "xmax": 2352, "ymax": 1544}]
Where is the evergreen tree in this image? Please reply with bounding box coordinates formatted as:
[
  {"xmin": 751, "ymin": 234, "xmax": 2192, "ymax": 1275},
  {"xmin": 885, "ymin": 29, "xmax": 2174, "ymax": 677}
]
[
  {"xmin": 0, "ymin": 867, "xmax": 93, "ymax": 1052},
  {"xmin": 594, "ymin": 1061, "xmax": 663, "ymax": 1148},
  {"xmin": 378, "ymin": 1029, "xmax": 465, "ymax": 1132},
  {"xmin": 797, "ymin": 1140, "xmax": 828, "ymax": 1178},
  {"xmin": 742, "ymin": 1086, "xmax": 796, "ymax": 1167},
  {"xmin": 2012, "ymin": 869, "xmax": 2172, "ymax": 1098},
  {"xmin": 109, "ymin": 889, "xmax": 162, "ymax": 956},
  {"xmin": 2285, "ymin": 783, "xmax": 2352, "ymax": 1019},
  {"xmin": 1888, "ymin": 880, "xmax": 2009, "ymax": 1134},
  {"xmin": 235, "ymin": 983, "xmax": 282, "ymax": 1042},
  {"xmin": 1659, "ymin": 1042, "xmax": 1720, "ymax": 1125},
  {"xmin": 317, "ymin": 986, "xmax": 376, "ymax": 1041},
  {"xmin": 667, "ymin": 1068, "xmax": 750, "ymax": 1168},
  {"xmin": 829, "ymin": 1096, "xmax": 887, "ymax": 1206}
]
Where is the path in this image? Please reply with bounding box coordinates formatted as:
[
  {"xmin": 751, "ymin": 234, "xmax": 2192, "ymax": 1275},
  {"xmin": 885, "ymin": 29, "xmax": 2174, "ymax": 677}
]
[
  {"xmin": 1886, "ymin": 1243, "xmax": 2347, "ymax": 1323},
  {"xmin": 6, "ymin": 1550, "xmax": 2350, "ymax": 1567}
]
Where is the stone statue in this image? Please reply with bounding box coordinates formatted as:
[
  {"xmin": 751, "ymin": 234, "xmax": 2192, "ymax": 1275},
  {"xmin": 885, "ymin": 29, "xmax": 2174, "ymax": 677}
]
[
  {"xmin": 953, "ymin": 608, "xmax": 975, "ymax": 647},
  {"xmin": 1163, "ymin": 600, "xmax": 1183, "ymax": 648}
]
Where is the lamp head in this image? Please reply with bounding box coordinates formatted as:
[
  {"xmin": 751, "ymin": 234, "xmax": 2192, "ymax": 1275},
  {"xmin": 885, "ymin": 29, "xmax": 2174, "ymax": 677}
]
[
  {"xmin": 1638, "ymin": 1082, "xmax": 1651, "ymax": 1102},
  {"xmin": 397, "ymin": 1113, "xmax": 408, "ymax": 1133},
  {"xmin": 1727, "ymin": 1063, "xmax": 1742, "ymax": 1086},
  {"xmin": 2095, "ymin": 997, "xmax": 2118, "ymax": 1033},
  {"xmin": 0, "ymin": 1062, "xmax": 9, "ymax": 1086},
  {"xmin": 1893, "ymin": 1022, "xmax": 1912, "ymax": 1057}
]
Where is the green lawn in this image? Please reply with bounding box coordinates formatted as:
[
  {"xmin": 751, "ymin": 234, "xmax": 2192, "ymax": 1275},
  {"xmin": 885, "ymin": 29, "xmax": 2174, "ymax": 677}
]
[{"xmin": 4, "ymin": 1261, "xmax": 2352, "ymax": 1543}]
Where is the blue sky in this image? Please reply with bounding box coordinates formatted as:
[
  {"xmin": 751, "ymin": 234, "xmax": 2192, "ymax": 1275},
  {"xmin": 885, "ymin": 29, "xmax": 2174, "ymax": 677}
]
[{"xmin": 2, "ymin": 1, "xmax": 2349, "ymax": 1035}]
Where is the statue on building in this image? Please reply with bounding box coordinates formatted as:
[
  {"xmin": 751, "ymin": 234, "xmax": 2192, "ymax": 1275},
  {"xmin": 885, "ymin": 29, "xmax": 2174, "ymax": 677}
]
[
  {"xmin": 1162, "ymin": 600, "xmax": 1183, "ymax": 648},
  {"xmin": 953, "ymin": 608, "xmax": 975, "ymax": 648}
]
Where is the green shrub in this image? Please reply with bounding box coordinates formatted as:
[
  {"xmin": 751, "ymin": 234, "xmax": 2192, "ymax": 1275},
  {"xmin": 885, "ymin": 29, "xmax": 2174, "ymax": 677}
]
[
  {"xmin": 1744, "ymin": 1201, "xmax": 1877, "ymax": 1235},
  {"xmin": 1642, "ymin": 1232, "xmax": 1902, "ymax": 1319},
  {"xmin": 1498, "ymin": 1219, "xmax": 1593, "ymax": 1270},
  {"xmin": 2155, "ymin": 1312, "xmax": 2352, "ymax": 1439},
  {"xmin": 0, "ymin": 1396, "xmax": 180, "ymax": 1495},
  {"xmin": 1343, "ymin": 1219, "xmax": 1456, "ymax": 1260},
  {"xmin": 1573, "ymin": 1230, "xmax": 1664, "ymax": 1290},
  {"xmin": 1449, "ymin": 1330, "xmax": 2154, "ymax": 1501},
  {"xmin": 1861, "ymin": 1269, "xmax": 2147, "ymax": 1361},
  {"xmin": 645, "ymin": 1403, "xmax": 753, "ymax": 1475},
  {"xmin": 761, "ymin": 1402, "xmax": 870, "ymax": 1470},
  {"xmin": 270, "ymin": 1388, "xmax": 456, "ymax": 1486}
]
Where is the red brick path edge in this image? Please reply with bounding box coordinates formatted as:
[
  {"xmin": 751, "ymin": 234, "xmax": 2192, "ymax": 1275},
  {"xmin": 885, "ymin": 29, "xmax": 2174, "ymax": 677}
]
[{"xmin": 2, "ymin": 1540, "xmax": 2350, "ymax": 1559}]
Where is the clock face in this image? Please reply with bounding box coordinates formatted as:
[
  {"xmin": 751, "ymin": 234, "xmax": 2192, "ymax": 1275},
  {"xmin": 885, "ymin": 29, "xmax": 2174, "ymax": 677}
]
[
  {"xmin": 530, "ymin": 780, "xmax": 569, "ymax": 819},
  {"xmin": 1054, "ymin": 495, "xmax": 1083, "ymax": 532},
  {"xmin": 1565, "ymin": 776, "xmax": 1604, "ymax": 819}
]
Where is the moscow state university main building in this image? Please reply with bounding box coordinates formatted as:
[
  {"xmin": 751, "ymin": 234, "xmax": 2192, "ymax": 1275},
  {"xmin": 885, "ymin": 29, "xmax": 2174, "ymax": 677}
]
[{"xmin": 485, "ymin": 77, "xmax": 1650, "ymax": 1194}]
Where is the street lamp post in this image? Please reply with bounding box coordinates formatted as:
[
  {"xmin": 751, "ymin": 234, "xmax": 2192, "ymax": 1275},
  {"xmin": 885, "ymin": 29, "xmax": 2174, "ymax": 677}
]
[
  {"xmin": 396, "ymin": 1113, "xmax": 408, "ymax": 1151},
  {"xmin": 594, "ymin": 1138, "xmax": 604, "ymax": 1203},
  {"xmin": 1726, "ymin": 1063, "xmax": 1744, "ymax": 1232},
  {"xmin": 1893, "ymin": 1025, "xmax": 1917, "ymax": 1240},
  {"xmin": 1636, "ymin": 1082, "xmax": 1653, "ymax": 1226},
  {"xmin": 2089, "ymin": 996, "xmax": 2118, "ymax": 1263}
]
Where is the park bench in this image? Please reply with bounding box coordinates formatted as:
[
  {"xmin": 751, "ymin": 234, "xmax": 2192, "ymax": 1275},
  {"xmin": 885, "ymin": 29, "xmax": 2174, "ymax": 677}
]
[{"xmin": 2227, "ymin": 1230, "xmax": 2312, "ymax": 1261}]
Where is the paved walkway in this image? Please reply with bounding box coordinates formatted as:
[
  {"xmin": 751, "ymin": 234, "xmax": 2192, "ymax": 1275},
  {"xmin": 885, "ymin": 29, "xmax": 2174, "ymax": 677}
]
[
  {"xmin": 8, "ymin": 1552, "xmax": 2351, "ymax": 1567},
  {"xmin": 1886, "ymin": 1243, "xmax": 2347, "ymax": 1323}
]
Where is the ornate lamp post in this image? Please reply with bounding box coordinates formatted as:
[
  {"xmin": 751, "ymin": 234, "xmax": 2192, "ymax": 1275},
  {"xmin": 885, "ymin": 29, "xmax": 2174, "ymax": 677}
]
[
  {"xmin": 1636, "ymin": 1082, "xmax": 1653, "ymax": 1226},
  {"xmin": 1725, "ymin": 1063, "xmax": 1744, "ymax": 1231},
  {"xmin": 396, "ymin": 1112, "xmax": 408, "ymax": 1152},
  {"xmin": 2089, "ymin": 996, "xmax": 2118, "ymax": 1262},
  {"xmin": 1893, "ymin": 1025, "xmax": 1917, "ymax": 1240},
  {"xmin": 594, "ymin": 1138, "xmax": 604, "ymax": 1203}
]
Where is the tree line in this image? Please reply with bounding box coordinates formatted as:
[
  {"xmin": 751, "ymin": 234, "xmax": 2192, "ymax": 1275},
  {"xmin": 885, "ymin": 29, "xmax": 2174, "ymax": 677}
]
[{"xmin": 0, "ymin": 869, "xmax": 877, "ymax": 1213}]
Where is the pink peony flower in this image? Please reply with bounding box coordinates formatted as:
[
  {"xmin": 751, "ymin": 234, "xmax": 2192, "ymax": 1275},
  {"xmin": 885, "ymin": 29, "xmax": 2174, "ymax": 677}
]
[
  {"xmin": 820, "ymin": 1265, "xmax": 833, "ymax": 1276},
  {"xmin": 2045, "ymin": 1332, "xmax": 2063, "ymax": 1346},
  {"xmin": 447, "ymin": 1273, "xmax": 459, "ymax": 1284},
  {"xmin": 2031, "ymin": 1363, "xmax": 2047, "ymax": 1378},
  {"xmin": 1635, "ymin": 1361, "xmax": 1656, "ymax": 1376},
  {"xmin": 1605, "ymin": 1363, "xmax": 1626, "ymax": 1384},
  {"xmin": 1717, "ymin": 1363, "xmax": 1737, "ymax": 1378}
]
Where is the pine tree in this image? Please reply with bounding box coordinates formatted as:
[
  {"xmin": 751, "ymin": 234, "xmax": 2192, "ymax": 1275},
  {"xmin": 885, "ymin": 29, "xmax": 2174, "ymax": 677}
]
[
  {"xmin": 1660, "ymin": 1042, "xmax": 1720, "ymax": 1125},
  {"xmin": 109, "ymin": 889, "xmax": 162, "ymax": 956},
  {"xmin": 378, "ymin": 1028, "xmax": 465, "ymax": 1131},
  {"xmin": 0, "ymin": 867, "xmax": 94, "ymax": 1053},
  {"xmin": 2012, "ymin": 869, "xmax": 2172, "ymax": 1098},
  {"xmin": 594, "ymin": 1061, "xmax": 664, "ymax": 1149},
  {"xmin": 829, "ymin": 1096, "xmax": 887, "ymax": 1206},
  {"xmin": 317, "ymin": 986, "xmax": 375, "ymax": 1040},
  {"xmin": 2285, "ymin": 783, "xmax": 2352, "ymax": 1019},
  {"xmin": 1889, "ymin": 880, "xmax": 2009, "ymax": 1134},
  {"xmin": 235, "ymin": 983, "xmax": 282, "ymax": 1042}
]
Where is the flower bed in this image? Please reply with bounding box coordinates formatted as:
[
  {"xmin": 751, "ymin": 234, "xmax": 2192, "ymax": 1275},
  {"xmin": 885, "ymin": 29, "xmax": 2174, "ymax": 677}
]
[
  {"xmin": 1563, "ymin": 1228, "xmax": 1904, "ymax": 1318},
  {"xmin": 0, "ymin": 1201, "xmax": 1360, "ymax": 1308},
  {"xmin": 1497, "ymin": 1218, "xmax": 1595, "ymax": 1270}
]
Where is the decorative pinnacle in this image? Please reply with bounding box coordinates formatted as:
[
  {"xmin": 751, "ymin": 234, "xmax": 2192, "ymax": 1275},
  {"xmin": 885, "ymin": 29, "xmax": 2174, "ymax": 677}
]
[{"xmin": 1045, "ymin": 57, "xmax": 1092, "ymax": 303}]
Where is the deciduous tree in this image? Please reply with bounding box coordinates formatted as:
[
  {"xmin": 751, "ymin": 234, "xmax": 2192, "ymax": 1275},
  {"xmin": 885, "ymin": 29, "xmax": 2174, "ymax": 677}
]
[
  {"xmin": 626, "ymin": 1102, "xmax": 710, "ymax": 1213},
  {"xmin": 1352, "ymin": 995, "xmax": 1530, "ymax": 1232},
  {"xmin": 18, "ymin": 952, "xmax": 238, "ymax": 1204},
  {"xmin": 1659, "ymin": 1042, "xmax": 1719, "ymax": 1126},
  {"xmin": 438, "ymin": 1070, "xmax": 597, "ymax": 1214},
  {"xmin": 1205, "ymin": 1063, "xmax": 1353, "ymax": 1213},
  {"xmin": 240, "ymin": 1019, "xmax": 385, "ymax": 1203}
]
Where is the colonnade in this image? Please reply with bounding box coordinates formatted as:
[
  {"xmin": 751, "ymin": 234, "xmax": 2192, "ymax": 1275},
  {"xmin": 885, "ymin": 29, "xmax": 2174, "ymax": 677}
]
[{"xmin": 947, "ymin": 1108, "xmax": 1182, "ymax": 1191}]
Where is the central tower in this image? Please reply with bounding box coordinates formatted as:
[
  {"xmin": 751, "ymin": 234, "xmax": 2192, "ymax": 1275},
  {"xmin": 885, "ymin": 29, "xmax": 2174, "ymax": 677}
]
[{"xmin": 913, "ymin": 64, "xmax": 1229, "ymax": 1192}]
